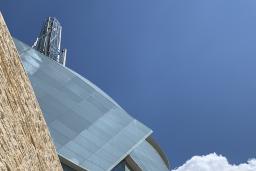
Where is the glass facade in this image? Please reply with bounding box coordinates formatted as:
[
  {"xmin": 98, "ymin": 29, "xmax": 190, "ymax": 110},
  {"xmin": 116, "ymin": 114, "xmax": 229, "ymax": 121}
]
[
  {"xmin": 14, "ymin": 38, "xmax": 169, "ymax": 171},
  {"xmin": 130, "ymin": 140, "xmax": 169, "ymax": 171},
  {"xmin": 61, "ymin": 163, "xmax": 76, "ymax": 171},
  {"xmin": 34, "ymin": 17, "xmax": 66, "ymax": 66}
]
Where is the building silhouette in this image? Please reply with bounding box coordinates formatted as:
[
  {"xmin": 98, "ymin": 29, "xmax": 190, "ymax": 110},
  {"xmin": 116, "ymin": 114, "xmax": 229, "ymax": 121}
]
[
  {"xmin": 13, "ymin": 17, "xmax": 170, "ymax": 171},
  {"xmin": 16, "ymin": 37, "xmax": 170, "ymax": 171}
]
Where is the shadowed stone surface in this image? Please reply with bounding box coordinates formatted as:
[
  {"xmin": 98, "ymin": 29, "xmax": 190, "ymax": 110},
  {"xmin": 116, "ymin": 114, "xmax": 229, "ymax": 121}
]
[{"xmin": 0, "ymin": 13, "xmax": 62, "ymax": 170}]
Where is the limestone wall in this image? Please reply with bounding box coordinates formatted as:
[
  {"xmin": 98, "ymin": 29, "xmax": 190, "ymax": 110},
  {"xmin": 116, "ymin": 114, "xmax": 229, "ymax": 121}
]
[{"xmin": 0, "ymin": 13, "xmax": 62, "ymax": 171}]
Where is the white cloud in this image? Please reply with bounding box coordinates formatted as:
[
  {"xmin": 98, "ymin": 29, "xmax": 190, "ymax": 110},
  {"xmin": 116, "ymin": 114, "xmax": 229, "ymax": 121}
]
[{"xmin": 172, "ymin": 153, "xmax": 256, "ymax": 171}]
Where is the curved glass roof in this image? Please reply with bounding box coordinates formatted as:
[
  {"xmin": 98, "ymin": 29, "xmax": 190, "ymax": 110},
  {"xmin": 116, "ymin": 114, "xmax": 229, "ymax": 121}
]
[
  {"xmin": 14, "ymin": 39, "xmax": 152, "ymax": 171},
  {"xmin": 130, "ymin": 140, "xmax": 169, "ymax": 171}
]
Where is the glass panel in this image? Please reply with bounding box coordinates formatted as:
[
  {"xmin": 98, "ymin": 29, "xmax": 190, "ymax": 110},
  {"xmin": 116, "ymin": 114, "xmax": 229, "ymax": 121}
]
[
  {"xmin": 111, "ymin": 161, "xmax": 125, "ymax": 171},
  {"xmin": 50, "ymin": 121, "xmax": 77, "ymax": 139},
  {"xmin": 14, "ymin": 38, "xmax": 30, "ymax": 53},
  {"xmin": 14, "ymin": 38, "xmax": 152, "ymax": 171},
  {"xmin": 64, "ymin": 142, "xmax": 92, "ymax": 159},
  {"xmin": 130, "ymin": 140, "xmax": 169, "ymax": 171},
  {"xmin": 49, "ymin": 128, "xmax": 70, "ymax": 146},
  {"xmin": 59, "ymin": 147, "xmax": 84, "ymax": 165},
  {"xmin": 61, "ymin": 162, "xmax": 76, "ymax": 171}
]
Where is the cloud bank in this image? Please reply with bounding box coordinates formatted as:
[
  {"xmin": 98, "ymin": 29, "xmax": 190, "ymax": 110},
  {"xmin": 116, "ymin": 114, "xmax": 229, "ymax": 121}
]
[{"xmin": 172, "ymin": 153, "xmax": 256, "ymax": 171}]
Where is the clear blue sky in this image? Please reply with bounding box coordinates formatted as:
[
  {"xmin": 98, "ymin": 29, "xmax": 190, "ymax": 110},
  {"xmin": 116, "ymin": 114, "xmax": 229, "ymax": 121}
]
[{"xmin": 1, "ymin": 0, "xmax": 256, "ymax": 168}]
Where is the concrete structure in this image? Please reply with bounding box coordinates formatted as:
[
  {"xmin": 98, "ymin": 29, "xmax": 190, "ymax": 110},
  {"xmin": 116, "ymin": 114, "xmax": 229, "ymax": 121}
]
[{"xmin": 0, "ymin": 13, "xmax": 62, "ymax": 171}]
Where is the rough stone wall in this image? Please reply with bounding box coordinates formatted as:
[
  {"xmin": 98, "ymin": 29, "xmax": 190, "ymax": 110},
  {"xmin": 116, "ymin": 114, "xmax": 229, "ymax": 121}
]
[{"xmin": 0, "ymin": 13, "xmax": 62, "ymax": 170}]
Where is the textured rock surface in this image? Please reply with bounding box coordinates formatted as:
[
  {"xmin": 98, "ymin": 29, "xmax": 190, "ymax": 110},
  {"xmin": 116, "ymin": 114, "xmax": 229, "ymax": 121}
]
[{"xmin": 0, "ymin": 13, "xmax": 62, "ymax": 170}]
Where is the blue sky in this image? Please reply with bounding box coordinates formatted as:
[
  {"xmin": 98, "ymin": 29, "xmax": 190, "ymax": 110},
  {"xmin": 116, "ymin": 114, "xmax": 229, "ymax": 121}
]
[{"xmin": 1, "ymin": 0, "xmax": 256, "ymax": 168}]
